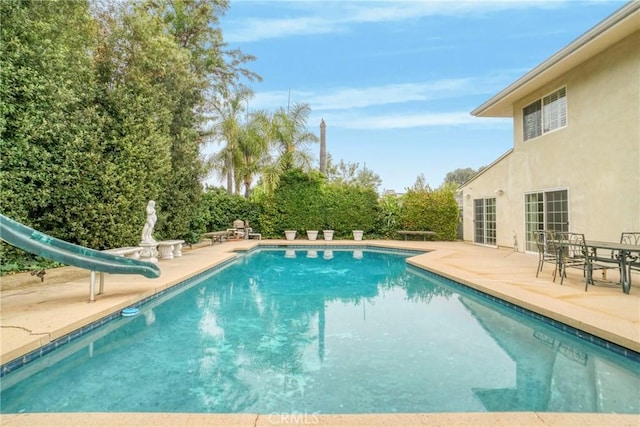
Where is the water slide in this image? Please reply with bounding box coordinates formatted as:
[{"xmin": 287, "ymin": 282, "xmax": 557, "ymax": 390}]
[{"xmin": 0, "ymin": 213, "xmax": 160, "ymax": 300}]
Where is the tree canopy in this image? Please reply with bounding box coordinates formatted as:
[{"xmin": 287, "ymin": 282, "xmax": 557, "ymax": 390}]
[
  {"xmin": 443, "ymin": 167, "xmax": 484, "ymax": 187},
  {"xmin": 0, "ymin": 0, "xmax": 257, "ymax": 259}
]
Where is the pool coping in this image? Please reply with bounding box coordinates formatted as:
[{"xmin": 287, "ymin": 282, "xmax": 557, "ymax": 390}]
[{"xmin": 1, "ymin": 411, "xmax": 639, "ymax": 426}]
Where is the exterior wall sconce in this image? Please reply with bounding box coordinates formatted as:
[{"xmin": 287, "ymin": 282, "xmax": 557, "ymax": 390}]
[
  {"xmin": 495, "ymin": 189, "xmax": 504, "ymax": 196},
  {"xmin": 465, "ymin": 194, "xmax": 471, "ymax": 199}
]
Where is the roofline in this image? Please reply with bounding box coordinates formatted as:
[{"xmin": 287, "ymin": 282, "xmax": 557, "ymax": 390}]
[
  {"xmin": 459, "ymin": 149, "xmax": 514, "ymax": 190},
  {"xmin": 472, "ymin": 1, "xmax": 640, "ymax": 118}
]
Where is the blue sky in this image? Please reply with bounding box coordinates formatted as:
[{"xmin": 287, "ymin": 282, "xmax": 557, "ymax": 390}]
[{"xmin": 208, "ymin": 0, "xmax": 626, "ymax": 192}]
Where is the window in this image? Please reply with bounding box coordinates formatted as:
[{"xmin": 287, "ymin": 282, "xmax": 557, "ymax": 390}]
[
  {"xmin": 524, "ymin": 190, "xmax": 568, "ymax": 252},
  {"xmin": 474, "ymin": 198, "xmax": 496, "ymax": 246},
  {"xmin": 523, "ymin": 87, "xmax": 566, "ymax": 141}
]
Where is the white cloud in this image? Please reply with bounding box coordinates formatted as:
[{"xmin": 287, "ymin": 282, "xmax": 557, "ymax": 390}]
[
  {"xmin": 226, "ymin": 16, "xmax": 340, "ymax": 43},
  {"xmin": 225, "ymin": 0, "xmax": 567, "ymax": 43},
  {"xmin": 250, "ymin": 77, "xmax": 492, "ymax": 112},
  {"xmin": 324, "ymin": 111, "xmax": 482, "ymax": 130},
  {"xmin": 250, "ymin": 83, "xmax": 513, "ymax": 130},
  {"xmin": 247, "ymin": 75, "xmax": 517, "ymax": 130},
  {"xmin": 311, "ymin": 79, "xmax": 473, "ymax": 110}
]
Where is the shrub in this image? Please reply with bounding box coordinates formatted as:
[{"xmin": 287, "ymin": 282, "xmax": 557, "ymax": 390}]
[
  {"xmin": 322, "ymin": 184, "xmax": 380, "ymax": 238},
  {"xmin": 378, "ymin": 193, "xmax": 401, "ymax": 238},
  {"xmin": 263, "ymin": 169, "xmax": 324, "ymax": 237},
  {"xmin": 399, "ymin": 187, "xmax": 458, "ymax": 240},
  {"xmin": 194, "ymin": 187, "xmax": 260, "ymax": 238}
]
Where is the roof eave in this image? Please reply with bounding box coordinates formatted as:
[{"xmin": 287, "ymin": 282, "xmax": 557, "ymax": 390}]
[{"xmin": 472, "ymin": 2, "xmax": 640, "ymax": 118}]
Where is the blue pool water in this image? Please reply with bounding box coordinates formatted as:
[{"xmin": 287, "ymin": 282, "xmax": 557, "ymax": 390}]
[{"xmin": 1, "ymin": 248, "xmax": 639, "ymax": 414}]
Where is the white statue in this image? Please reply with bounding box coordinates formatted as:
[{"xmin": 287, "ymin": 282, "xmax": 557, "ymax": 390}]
[{"xmin": 141, "ymin": 200, "xmax": 157, "ymax": 244}]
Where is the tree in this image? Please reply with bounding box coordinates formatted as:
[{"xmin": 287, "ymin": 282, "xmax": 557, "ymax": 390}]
[
  {"xmin": 235, "ymin": 110, "xmax": 272, "ymax": 197},
  {"xmin": 325, "ymin": 155, "xmax": 382, "ymax": 192},
  {"xmin": 211, "ymin": 86, "xmax": 252, "ymax": 194},
  {"xmin": 410, "ymin": 173, "xmax": 431, "ymax": 192},
  {"xmin": 1, "ymin": 0, "xmax": 261, "ymax": 262},
  {"xmin": 0, "ymin": 0, "xmax": 112, "ymax": 246},
  {"xmin": 270, "ymin": 103, "xmax": 319, "ymax": 174},
  {"xmin": 139, "ymin": 0, "xmax": 259, "ymax": 239},
  {"xmin": 443, "ymin": 167, "xmax": 483, "ymax": 187}
]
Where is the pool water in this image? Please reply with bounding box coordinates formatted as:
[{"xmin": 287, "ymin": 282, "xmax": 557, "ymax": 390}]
[{"xmin": 1, "ymin": 249, "xmax": 639, "ymax": 414}]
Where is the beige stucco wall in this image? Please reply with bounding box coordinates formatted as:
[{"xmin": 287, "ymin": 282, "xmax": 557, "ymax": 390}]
[{"xmin": 463, "ymin": 31, "xmax": 640, "ymax": 250}]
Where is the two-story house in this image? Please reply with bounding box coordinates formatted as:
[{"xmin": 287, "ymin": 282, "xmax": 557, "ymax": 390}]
[{"xmin": 461, "ymin": 2, "xmax": 639, "ymax": 253}]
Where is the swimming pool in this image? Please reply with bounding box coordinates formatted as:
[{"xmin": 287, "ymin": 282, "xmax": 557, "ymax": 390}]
[{"xmin": 1, "ymin": 248, "xmax": 639, "ymax": 414}]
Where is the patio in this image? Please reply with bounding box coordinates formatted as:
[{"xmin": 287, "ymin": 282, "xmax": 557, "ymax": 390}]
[{"xmin": 1, "ymin": 240, "xmax": 638, "ymax": 426}]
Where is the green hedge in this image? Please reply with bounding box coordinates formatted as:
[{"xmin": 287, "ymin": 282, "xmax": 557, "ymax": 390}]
[
  {"xmin": 192, "ymin": 187, "xmax": 261, "ymax": 239},
  {"xmin": 254, "ymin": 169, "xmax": 381, "ymax": 239},
  {"xmin": 1, "ymin": 169, "xmax": 460, "ymax": 273},
  {"xmin": 398, "ymin": 187, "xmax": 459, "ymax": 240}
]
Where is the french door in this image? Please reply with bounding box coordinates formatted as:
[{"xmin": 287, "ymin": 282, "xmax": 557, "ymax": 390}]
[
  {"xmin": 525, "ymin": 189, "xmax": 568, "ymax": 252},
  {"xmin": 474, "ymin": 198, "xmax": 496, "ymax": 246}
]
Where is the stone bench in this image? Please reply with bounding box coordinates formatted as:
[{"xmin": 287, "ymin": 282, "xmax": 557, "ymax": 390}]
[
  {"xmin": 157, "ymin": 240, "xmax": 185, "ymax": 260},
  {"xmin": 397, "ymin": 230, "xmax": 436, "ymax": 241},
  {"xmin": 102, "ymin": 246, "xmax": 143, "ymax": 259}
]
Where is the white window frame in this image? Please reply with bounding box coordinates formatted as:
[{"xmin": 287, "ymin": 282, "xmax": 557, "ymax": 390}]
[
  {"xmin": 523, "ymin": 86, "xmax": 567, "ymax": 141},
  {"xmin": 524, "ymin": 188, "xmax": 569, "ymax": 253},
  {"xmin": 473, "ymin": 197, "xmax": 497, "ymax": 247}
]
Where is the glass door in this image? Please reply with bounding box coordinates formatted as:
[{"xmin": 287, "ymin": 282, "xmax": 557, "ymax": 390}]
[
  {"xmin": 474, "ymin": 198, "xmax": 496, "ymax": 246},
  {"xmin": 525, "ymin": 189, "xmax": 568, "ymax": 252}
]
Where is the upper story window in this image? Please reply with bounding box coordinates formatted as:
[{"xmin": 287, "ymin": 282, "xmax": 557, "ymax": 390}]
[{"xmin": 523, "ymin": 87, "xmax": 567, "ymax": 141}]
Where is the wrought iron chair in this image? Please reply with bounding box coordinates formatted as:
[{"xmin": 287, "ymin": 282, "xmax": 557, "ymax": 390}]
[
  {"xmin": 620, "ymin": 232, "xmax": 640, "ymax": 284},
  {"xmin": 557, "ymin": 232, "xmax": 615, "ymax": 291},
  {"xmin": 534, "ymin": 230, "xmax": 559, "ymax": 280},
  {"xmin": 621, "ymin": 232, "xmax": 640, "ymax": 246}
]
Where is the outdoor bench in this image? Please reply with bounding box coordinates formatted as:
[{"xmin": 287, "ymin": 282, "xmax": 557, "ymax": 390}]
[
  {"xmin": 102, "ymin": 246, "xmax": 143, "ymax": 259},
  {"xmin": 157, "ymin": 240, "xmax": 185, "ymax": 260},
  {"xmin": 397, "ymin": 230, "xmax": 436, "ymax": 241}
]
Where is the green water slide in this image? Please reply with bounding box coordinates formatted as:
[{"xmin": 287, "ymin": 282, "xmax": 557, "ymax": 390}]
[{"xmin": 0, "ymin": 213, "xmax": 160, "ymax": 301}]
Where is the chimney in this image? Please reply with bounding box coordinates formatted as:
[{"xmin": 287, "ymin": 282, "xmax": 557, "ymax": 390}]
[{"xmin": 319, "ymin": 118, "xmax": 327, "ymax": 173}]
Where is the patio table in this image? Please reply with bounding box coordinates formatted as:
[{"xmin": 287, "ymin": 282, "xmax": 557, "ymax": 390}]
[{"xmin": 586, "ymin": 240, "xmax": 640, "ymax": 294}]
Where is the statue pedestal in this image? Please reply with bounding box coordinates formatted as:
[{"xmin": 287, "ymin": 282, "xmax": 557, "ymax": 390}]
[{"xmin": 139, "ymin": 242, "xmax": 158, "ymax": 263}]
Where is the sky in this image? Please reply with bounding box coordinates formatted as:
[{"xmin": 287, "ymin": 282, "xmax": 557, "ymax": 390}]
[{"xmin": 206, "ymin": 0, "xmax": 627, "ymax": 193}]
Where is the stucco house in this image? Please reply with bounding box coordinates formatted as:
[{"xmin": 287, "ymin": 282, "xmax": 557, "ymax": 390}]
[{"xmin": 461, "ymin": 2, "xmax": 639, "ymax": 253}]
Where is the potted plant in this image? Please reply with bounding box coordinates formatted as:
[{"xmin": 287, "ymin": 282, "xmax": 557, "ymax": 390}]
[
  {"xmin": 323, "ymin": 229, "xmax": 334, "ymax": 241},
  {"xmin": 306, "ymin": 230, "xmax": 319, "ymax": 241},
  {"xmin": 352, "ymin": 230, "xmax": 364, "ymax": 241},
  {"xmin": 284, "ymin": 230, "xmax": 297, "ymax": 241}
]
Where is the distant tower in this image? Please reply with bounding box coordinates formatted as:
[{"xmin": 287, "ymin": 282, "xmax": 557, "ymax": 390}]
[{"xmin": 319, "ymin": 118, "xmax": 327, "ymax": 173}]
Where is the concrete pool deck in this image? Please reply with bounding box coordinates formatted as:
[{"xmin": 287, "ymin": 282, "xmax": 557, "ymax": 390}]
[{"xmin": 1, "ymin": 239, "xmax": 639, "ymax": 426}]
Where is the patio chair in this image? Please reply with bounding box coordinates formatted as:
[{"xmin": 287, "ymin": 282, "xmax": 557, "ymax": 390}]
[
  {"xmin": 592, "ymin": 232, "xmax": 640, "ymax": 285},
  {"xmin": 231, "ymin": 219, "xmax": 246, "ymax": 239},
  {"xmin": 621, "ymin": 232, "xmax": 640, "ymax": 246},
  {"xmin": 620, "ymin": 232, "xmax": 640, "ymax": 283},
  {"xmin": 534, "ymin": 230, "xmax": 559, "ymax": 280},
  {"xmin": 557, "ymin": 232, "xmax": 615, "ymax": 291},
  {"xmin": 231, "ymin": 219, "xmax": 262, "ymax": 240}
]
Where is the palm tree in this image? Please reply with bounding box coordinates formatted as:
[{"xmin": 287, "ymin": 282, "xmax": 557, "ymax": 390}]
[
  {"xmin": 212, "ymin": 86, "xmax": 252, "ymax": 194},
  {"xmin": 270, "ymin": 102, "xmax": 319, "ymax": 175},
  {"xmin": 235, "ymin": 110, "xmax": 272, "ymax": 197},
  {"xmin": 257, "ymin": 102, "xmax": 319, "ymax": 194}
]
